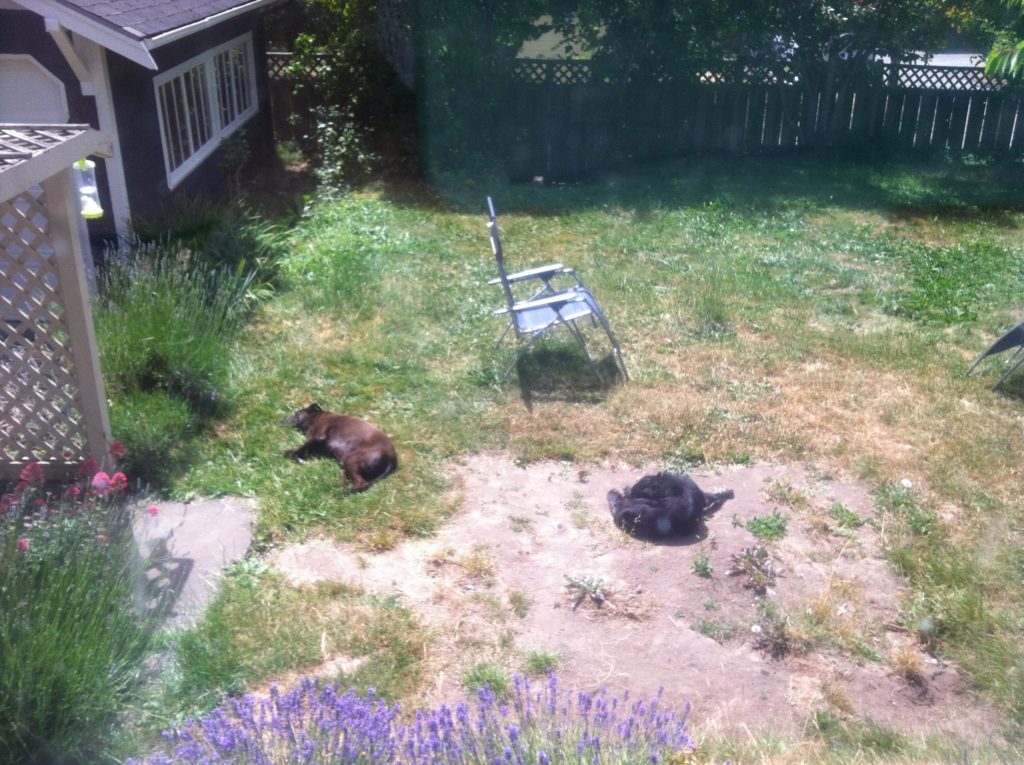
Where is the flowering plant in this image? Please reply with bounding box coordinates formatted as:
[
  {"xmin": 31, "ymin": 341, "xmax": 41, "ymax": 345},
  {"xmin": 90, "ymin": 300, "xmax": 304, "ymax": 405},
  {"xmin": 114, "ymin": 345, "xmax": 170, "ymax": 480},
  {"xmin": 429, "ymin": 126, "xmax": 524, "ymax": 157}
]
[
  {"xmin": 0, "ymin": 448, "xmax": 156, "ymax": 763},
  {"xmin": 130, "ymin": 673, "xmax": 695, "ymax": 764}
]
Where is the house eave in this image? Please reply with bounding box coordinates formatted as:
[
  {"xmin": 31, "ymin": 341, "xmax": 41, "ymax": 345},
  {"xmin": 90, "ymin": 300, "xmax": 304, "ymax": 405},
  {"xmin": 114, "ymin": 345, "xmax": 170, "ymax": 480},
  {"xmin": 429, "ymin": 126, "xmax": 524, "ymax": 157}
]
[
  {"xmin": 145, "ymin": 0, "xmax": 284, "ymax": 50},
  {"xmin": 11, "ymin": 0, "xmax": 158, "ymax": 69},
  {"xmin": 10, "ymin": 0, "xmax": 285, "ymax": 70}
]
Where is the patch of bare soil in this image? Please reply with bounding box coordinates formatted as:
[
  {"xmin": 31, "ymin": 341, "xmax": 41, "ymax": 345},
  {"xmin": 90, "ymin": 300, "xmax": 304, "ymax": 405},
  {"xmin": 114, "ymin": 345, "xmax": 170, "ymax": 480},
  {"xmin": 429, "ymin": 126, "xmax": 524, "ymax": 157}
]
[{"xmin": 269, "ymin": 455, "xmax": 1001, "ymax": 745}]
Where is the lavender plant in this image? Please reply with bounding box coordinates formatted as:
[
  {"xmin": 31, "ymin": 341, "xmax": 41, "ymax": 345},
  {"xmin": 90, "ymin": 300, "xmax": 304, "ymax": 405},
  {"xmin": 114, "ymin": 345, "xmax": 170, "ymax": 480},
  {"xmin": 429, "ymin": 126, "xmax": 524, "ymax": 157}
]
[
  {"xmin": 0, "ymin": 454, "xmax": 157, "ymax": 763},
  {"xmin": 130, "ymin": 673, "xmax": 696, "ymax": 764}
]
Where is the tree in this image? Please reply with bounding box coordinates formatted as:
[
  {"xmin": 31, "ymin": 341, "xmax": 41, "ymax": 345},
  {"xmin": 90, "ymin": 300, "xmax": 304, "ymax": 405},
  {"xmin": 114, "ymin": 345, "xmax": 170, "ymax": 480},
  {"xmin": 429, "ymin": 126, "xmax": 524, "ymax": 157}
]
[{"xmin": 985, "ymin": 0, "xmax": 1024, "ymax": 76}]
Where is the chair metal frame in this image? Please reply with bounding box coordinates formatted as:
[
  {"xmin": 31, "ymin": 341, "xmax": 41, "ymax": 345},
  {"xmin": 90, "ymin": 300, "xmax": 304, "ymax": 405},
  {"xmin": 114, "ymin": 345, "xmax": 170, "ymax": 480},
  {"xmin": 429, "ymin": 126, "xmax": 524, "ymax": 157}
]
[
  {"xmin": 486, "ymin": 196, "xmax": 628, "ymax": 382},
  {"xmin": 967, "ymin": 321, "xmax": 1024, "ymax": 389}
]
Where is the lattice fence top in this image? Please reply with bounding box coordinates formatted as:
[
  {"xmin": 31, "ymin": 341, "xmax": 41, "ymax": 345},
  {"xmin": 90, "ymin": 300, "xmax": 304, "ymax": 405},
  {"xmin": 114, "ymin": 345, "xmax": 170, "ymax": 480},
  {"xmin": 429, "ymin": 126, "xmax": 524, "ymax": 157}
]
[
  {"xmin": 508, "ymin": 58, "xmax": 1012, "ymax": 93},
  {"xmin": 0, "ymin": 125, "xmax": 90, "ymax": 175},
  {"xmin": 891, "ymin": 64, "xmax": 1007, "ymax": 92},
  {"xmin": 0, "ymin": 125, "xmax": 111, "ymax": 203}
]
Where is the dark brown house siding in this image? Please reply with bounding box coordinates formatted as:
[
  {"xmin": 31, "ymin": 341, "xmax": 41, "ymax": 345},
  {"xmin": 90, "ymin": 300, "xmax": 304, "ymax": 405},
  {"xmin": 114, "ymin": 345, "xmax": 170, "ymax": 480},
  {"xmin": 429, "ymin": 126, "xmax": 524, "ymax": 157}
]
[{"xmin": 105, "ymin": 12, "xmax": 275, "ymax": 225}]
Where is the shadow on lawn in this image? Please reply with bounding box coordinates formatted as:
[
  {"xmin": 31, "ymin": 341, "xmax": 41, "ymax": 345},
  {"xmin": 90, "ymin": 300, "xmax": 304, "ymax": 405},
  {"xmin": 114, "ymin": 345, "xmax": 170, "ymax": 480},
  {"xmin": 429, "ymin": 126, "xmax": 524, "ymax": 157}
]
[
  {"xmin": 374, "ymin": 153, "xmax": 1024, "ymax": 220},
  {"xmin": 513, "ymin": 345, "xmax": 623, "ymax": 410}
]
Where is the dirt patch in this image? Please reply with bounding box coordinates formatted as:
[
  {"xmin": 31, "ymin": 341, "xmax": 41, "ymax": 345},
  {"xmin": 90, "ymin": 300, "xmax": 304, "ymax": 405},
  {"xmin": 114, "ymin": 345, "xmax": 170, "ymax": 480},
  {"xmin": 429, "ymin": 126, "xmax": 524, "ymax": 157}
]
[{"xmin": 270, "ymin": 455, "xmax": 1000, "ymax": 743}]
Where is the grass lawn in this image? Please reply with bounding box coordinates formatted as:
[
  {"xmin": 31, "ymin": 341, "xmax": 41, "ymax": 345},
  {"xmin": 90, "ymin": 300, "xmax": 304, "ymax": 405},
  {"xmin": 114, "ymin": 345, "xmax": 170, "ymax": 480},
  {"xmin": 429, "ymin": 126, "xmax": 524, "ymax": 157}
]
[{"xmin": 145, "ymin": 155, "xmax": 1024, "ymax": 760}]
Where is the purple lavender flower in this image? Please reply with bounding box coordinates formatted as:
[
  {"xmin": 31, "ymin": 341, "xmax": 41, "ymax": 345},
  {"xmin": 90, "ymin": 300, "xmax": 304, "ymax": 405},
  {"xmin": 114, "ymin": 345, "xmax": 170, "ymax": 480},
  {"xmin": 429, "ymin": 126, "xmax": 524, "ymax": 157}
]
[{"xmin": 131, "ymin": 673, "xmax": 695, "ymax": 764}]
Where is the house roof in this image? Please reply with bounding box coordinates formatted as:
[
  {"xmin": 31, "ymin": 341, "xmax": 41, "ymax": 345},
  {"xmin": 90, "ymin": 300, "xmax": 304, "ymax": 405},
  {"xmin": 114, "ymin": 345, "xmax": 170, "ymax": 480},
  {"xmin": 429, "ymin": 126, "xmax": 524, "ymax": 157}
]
[
  {"xmin": 0, "ymin": 124, "xmax": 112, "ymax": 201},
  {"xmin": 12, "ymin": 0, "xmax": 281, "ymax": 69}
]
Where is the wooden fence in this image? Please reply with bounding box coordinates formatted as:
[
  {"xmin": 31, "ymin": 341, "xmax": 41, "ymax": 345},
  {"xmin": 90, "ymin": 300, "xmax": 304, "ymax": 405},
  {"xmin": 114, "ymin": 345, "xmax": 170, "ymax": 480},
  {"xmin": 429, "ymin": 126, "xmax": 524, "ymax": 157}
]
[
  {"xmin": 265, "ymin": 53, "xmax": 1024, "ymax": 180},
  {"xmin": 506, "ymin": 60, "xmax": 1024, "ymax": 180}
]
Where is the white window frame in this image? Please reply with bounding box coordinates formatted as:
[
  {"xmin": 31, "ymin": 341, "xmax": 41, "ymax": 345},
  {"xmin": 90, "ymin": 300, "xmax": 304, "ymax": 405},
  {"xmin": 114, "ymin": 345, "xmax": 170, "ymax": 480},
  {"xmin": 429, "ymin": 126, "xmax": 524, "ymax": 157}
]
[{"xmin": 153, "ymin": 33, "xmax": 258, "ymax": 189}]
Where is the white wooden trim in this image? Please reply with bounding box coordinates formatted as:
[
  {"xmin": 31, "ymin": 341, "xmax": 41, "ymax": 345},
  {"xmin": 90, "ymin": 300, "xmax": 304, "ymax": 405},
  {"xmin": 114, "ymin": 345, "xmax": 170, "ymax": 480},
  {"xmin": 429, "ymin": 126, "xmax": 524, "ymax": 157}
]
[
  {"xmin": 0, "ymin": 53, "xmax": 68, "ymax": 122},
  {"xmin": 153, "ymin": 32, "xmax": 258, "ymax": 189},
  {"xmin": 76, "ymin": 39, "xmax": 132, "ymax": 239},
  {"xmin": 45, "ymin": 18, "xmax": 94, "ymax": 95}
]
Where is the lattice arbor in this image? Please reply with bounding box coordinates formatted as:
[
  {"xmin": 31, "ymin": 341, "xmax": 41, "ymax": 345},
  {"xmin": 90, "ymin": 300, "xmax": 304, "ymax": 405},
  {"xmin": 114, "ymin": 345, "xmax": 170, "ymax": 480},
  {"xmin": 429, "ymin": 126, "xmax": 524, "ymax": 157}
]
[{"xmin": 0, "ymin": 125, "xmax": 112, "ymax": 479}]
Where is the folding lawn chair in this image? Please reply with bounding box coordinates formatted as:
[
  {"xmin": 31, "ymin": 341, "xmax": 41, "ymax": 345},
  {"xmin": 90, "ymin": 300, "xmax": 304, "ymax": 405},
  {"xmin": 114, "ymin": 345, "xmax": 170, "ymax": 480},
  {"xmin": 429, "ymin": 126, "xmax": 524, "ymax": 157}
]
[
  {"xmin": 486, "ymin": 196, "xmax": 628, "ymax": 382},
  {"xmin": 967, "ymin": 320, "xmax": 1024, "ymax": 389}
]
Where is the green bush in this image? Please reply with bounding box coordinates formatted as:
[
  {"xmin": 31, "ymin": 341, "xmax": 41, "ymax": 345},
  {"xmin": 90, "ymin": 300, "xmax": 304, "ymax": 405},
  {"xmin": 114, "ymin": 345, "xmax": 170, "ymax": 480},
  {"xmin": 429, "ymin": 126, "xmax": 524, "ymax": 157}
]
[
  {"xmin": 95, "ymin": 243, "xmax": 254, "ymax": 411},
  {"xmin": 0, "ymin": 462, "xmax": 154, "ymax": 763}
]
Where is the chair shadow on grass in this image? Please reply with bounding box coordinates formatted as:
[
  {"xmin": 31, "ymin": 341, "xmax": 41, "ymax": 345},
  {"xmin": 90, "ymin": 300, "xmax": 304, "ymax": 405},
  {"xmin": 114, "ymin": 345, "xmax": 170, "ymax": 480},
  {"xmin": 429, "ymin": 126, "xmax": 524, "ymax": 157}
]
[{"xmin": 512, "ymin": 343, "xmax": 624, "ymax": 411}]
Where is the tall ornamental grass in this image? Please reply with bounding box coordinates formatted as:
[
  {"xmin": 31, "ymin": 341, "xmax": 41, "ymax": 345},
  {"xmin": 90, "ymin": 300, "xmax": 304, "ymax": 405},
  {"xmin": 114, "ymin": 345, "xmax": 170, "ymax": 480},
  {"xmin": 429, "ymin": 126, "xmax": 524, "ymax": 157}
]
[
  {"xmin": 130, "ymin": 674, "xmax": 695, "ymax": 764},
  {"xmin": 96, "ymin": 244, "xmax": 256, "ymax": 409},
  {"xmin": 0, "ymin": 457, "xmax": 156, "ymax": 763},
  {"xmin": 94, "ymin": 243, "xmax": 258, "ymax": 485}
]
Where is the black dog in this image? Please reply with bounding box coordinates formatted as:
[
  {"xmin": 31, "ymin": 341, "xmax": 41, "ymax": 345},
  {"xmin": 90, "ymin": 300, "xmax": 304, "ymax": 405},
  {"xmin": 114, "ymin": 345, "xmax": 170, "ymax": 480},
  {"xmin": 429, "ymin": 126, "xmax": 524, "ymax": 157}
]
[
  {"xmin": 607, "ymin": 471, "xmax": 734, "ymax": 538},
  {"xmin": 282, "ymin": 403, "xmax": 397, "ymax": 492}
]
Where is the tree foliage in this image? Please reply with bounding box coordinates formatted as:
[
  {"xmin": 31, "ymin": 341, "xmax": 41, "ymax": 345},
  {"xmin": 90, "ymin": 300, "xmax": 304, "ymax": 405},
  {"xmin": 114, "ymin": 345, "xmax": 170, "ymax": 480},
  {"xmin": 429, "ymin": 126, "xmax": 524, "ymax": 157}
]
[{"xmin": 985, "ymin": 0, "xmax": 1024, "ymax": 76}]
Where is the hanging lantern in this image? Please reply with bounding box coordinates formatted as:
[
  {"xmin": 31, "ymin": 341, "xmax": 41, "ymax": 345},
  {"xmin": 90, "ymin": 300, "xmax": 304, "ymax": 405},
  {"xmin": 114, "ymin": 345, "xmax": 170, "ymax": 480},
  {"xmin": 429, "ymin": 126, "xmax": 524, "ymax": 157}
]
[{"xmin": 72, "ymin": 158, "xmax": 104, "ymax": 219}]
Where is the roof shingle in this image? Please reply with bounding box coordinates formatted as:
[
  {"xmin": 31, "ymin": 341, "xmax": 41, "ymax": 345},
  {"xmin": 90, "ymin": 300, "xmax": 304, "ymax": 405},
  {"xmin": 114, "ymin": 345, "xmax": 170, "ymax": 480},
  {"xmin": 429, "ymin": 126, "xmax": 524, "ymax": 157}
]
[{"xmin": 52, "ymin": 0, "xmax": 265, "ymax": 40}]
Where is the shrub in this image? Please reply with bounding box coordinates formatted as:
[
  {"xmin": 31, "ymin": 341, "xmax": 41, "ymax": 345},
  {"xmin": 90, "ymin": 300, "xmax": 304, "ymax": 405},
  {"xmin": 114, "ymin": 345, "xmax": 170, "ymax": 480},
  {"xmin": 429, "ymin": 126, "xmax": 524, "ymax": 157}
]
[
  {"xmin": 129, "ymin": 673, "xmax": 695, "ymax": 764},
  {"xmin": 0, "ymin": 460, "xmax": 155, "ymax": 763},
  {"xmin": 95, "ymin": 243, "xmax": 255, "ymax": 412}
]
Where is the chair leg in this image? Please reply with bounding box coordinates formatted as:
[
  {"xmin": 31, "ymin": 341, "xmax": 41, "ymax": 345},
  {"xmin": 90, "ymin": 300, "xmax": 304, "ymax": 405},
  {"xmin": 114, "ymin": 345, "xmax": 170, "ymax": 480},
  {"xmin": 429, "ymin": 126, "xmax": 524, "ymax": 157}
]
[
  {"xmin": 590, "ymin": 308, "xmax": 629, "ymax": 381},
  {"xmin": 993, "ymin": 347, "xmax": 1024, "ymax": 389},
  {"xmin": 564, "ymin": 317, "xmax": 604, "ymax": 383},
  {"xmin": 501, "ymin": 328, "xmax": 551, "ymax": 381}
]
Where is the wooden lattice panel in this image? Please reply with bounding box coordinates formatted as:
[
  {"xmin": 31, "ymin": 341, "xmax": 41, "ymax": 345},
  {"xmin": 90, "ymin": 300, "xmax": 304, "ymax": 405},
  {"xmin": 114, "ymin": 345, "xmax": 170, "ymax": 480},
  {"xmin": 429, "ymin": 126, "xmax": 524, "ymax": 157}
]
[
  {"xmin": 894, "ymin": 64, "xmax": 1006, "ymax": 93},
  {"xmin": 0, "ymin": 187, "xmax": 90, "ymax": 467}
]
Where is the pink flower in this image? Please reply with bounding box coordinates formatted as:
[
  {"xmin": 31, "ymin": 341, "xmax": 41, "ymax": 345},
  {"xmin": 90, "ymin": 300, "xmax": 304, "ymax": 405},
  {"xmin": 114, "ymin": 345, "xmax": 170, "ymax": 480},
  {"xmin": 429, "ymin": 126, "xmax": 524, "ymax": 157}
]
[
  {"xmin": 17, "ymin": 538, "xmax": 29, "ymax": 552},
  {"xmin": 109, "ymin": 440, "xmax": 127, "ymax": 460},
  {"xmin": 64, "ymin": 485, "xmax": 81, "ymax": 500},
  {"xmin": 96, "ymin": 534, "xmax": 108, "ymax": 545},
  {"xmin": 147, "ymin": 506, "xmax": 159, "ymax": 517},
  {"xmin": 19, "ymin": 462, "xmax": 45, "ymax": 488},
  {"xmin": 91, "ymin": 471, "xmax": 111, "ymax": 493},
  {"xmin": 109, "ymin": 472, "xmax": 128, "ymax": 492}
]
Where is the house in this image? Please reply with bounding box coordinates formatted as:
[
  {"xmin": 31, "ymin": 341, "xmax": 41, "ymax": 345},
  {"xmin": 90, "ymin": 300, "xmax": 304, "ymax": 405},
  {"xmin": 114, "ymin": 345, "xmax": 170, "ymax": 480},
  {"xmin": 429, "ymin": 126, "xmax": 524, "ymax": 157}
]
[{"xmin": 0, "ymin": 0, "xmax": 285, "ymax": 241}]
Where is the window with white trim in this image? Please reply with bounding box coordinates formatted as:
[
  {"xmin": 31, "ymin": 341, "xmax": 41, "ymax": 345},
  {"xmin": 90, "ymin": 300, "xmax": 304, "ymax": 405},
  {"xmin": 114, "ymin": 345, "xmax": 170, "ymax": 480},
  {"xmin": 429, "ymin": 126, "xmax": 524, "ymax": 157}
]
[{"xmin": 154, "ymin": 34, "xmax": 257, "ymax": 188}]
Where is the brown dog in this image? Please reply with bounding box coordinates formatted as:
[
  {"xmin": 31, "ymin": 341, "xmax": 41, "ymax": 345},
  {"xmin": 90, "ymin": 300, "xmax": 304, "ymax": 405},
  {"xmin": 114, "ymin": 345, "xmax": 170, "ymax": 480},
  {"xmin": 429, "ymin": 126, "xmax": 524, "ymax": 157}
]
[{"xmin": 282, "ymin": 403, "xmax": 397, "ymax": 492}]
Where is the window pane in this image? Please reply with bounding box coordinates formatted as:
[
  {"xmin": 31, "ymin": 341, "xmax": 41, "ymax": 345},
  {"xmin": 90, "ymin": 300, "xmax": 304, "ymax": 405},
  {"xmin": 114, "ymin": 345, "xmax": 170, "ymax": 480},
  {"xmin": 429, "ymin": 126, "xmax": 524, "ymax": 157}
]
[{"xmin": 157, "ymin": 63, "xmax": 214, "ymax": 174}]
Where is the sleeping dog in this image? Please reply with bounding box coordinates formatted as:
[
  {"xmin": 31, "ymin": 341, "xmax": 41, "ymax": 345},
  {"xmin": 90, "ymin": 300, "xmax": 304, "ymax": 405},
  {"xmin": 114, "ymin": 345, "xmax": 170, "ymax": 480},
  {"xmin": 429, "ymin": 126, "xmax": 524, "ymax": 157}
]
[
  {"xmin": 607, "ymin": 471, "xmax": 734, "ymax": 538},
  {"xmin": 282, "ymin": 403, "xmax": 397, "ymax": 492}
]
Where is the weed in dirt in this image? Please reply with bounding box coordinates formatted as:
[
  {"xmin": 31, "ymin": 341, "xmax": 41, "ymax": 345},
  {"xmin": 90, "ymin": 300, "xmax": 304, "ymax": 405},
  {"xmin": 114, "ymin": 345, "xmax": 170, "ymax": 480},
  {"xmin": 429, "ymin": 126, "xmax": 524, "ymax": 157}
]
[
  {"xmin": 692, "ymin": 547, "xmax": 714, "ymax": 578},
  {"xmin": 564, "ymin": 573, "xmax": 607, "ymax": 610},
  {"xmin": 726, "ymin": 545, "xmax": 779, "ymax": 595},
  {"xmin": 747, "ymin": 510, "xmax": 789, "ymax": 542},
  {"xmin": 508, "ymin": 514, "xmax": 533, "ymax": 532},
  {"xmin": 462, "ymin": 662, "xmax": 510, "ymax": 697},
  {"xmin": 458, "ymin": 544, "xmax": 495, "ymax": 584},
  {"xmin": 508, "ymin": 589, "xmax": 531, "ymax": 618},
  {"xmin": 523, "ymin": 651, "xmax": 560, "ymax": 676},
  {"xmin": 765, "ymin": 480, "xmax": 811, "ymax": 510},
  {"xmin": 874, "ymin": 482, "xmax": 937, "ymax": 537},
  {"xmin": 697, "ymin": 618, "xmax": 738, "ymax": 643},
  {"xmin": 828, "ymin": 502, "xmax": 864, "ymax": 529},
  {"xmin": 753, "ymin": 601, "xmax": 810, "ymax": 659}
]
